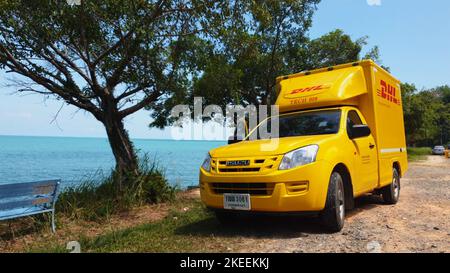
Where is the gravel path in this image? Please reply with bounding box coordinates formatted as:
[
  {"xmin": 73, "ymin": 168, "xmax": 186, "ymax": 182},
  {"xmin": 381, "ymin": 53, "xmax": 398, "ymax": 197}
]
[{"xmin": 230, "ymin": 156, "xmax": 449, "ymax": 253}]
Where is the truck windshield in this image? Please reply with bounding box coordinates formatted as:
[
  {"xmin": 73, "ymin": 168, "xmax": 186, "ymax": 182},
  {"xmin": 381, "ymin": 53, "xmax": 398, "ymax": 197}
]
[{"xmin": 250, "ymin": 109, "xmax": 341, "ymax": 139}]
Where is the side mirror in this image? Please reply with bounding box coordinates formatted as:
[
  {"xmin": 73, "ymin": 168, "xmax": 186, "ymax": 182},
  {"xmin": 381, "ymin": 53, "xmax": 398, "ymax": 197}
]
[
  {"xmin": 349, "ymin": 124, "xmax": 371, "ymax": 139},
  {"xmin": 228, "ymin": 136, "xmax": 242, "ymax": 145}
]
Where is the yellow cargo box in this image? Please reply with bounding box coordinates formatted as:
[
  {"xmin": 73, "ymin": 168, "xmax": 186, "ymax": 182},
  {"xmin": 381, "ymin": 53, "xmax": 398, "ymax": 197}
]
[{"xmin": 276, "ymin": 60, "xmax": 408, "ymax": 184}]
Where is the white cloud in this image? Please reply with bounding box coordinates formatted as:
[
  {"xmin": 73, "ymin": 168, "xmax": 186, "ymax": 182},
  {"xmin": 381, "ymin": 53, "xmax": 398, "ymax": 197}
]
[{"xmin": 367, "ymin": 0, "xmax": 382, "ymax": 6}]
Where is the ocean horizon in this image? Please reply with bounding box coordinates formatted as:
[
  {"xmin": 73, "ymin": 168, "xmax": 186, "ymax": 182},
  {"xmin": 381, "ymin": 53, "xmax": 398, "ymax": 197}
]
[{"xmin": 0, "ymin": 135, "xmax": 226, "ymax": 189}]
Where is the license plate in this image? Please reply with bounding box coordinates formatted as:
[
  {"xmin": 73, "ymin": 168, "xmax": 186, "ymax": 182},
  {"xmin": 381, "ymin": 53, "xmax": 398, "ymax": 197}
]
[{"xmin": 223, "ymin": 193, "xmax": 251, "ymax": 210}]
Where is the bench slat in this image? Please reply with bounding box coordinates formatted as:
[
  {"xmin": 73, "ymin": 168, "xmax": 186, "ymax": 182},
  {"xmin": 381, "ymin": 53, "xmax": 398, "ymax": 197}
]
[
  {"xmin": 0, "ymin": 180, "xmax": 59, "ymax": 199},
  {"xmin": 0, "ymin": 197, "xmax": 53, "ymax": 211}
]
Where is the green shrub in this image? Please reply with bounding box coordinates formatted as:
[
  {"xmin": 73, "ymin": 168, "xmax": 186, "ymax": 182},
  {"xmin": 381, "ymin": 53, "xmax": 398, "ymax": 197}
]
[
  {"xmin": 407, "ymin": 147, "xmax": 432, "ymax": 161},
  {"xmin": 407, "ymin": 147, "xmax": 432, "ymax": 155},
  {"xmin": 56, "ymin": 155, "xmax": 177, "ymax": 221}
]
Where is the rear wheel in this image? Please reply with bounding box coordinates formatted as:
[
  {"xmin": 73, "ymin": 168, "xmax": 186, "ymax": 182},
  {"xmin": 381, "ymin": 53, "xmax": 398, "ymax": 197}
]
[
  {"xmin": 381, "ymin": 168, "xmax": 400, "ymax": 204},
  {"xmin": 320, "ymin": 171, "xmax": 345, "ymax": 232}
]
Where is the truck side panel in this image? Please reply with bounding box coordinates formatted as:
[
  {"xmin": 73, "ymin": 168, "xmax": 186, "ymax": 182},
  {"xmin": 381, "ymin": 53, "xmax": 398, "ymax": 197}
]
[{"xmin": 361, "ymin": 62, "xmax": 408, "ymax": 186}]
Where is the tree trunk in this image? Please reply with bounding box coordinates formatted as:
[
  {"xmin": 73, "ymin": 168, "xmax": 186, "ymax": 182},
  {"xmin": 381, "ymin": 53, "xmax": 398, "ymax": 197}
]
[{"xmin": 101, "ymin": 105, "xmax": 139, "ymax": 188}]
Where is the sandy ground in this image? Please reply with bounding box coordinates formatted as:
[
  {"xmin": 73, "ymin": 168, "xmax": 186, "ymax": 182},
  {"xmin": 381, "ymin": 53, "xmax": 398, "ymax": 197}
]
[{"xmin": 227, "ymin": 155, "xmax": 449, "ymax": 253}]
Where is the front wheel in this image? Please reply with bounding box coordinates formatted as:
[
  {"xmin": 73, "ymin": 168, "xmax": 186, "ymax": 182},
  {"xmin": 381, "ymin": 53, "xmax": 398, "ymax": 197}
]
[
  {"xmin": 320, "ymin": 171, "xmax": 345, "ymax": 232},
  {"xmin": 381, "ymin": 168, "xmax": 400, "ymax": 204}
]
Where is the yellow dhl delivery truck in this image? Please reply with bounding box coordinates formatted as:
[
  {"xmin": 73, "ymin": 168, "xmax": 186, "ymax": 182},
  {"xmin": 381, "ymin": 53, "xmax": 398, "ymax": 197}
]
[{"xmin": 199, "ymin": 60, "xmax": 408, "ymax": 231}]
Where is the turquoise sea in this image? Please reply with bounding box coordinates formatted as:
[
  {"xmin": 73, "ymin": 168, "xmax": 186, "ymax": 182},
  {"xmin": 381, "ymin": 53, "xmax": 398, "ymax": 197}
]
[{"xmin": 0, "ymin": 135, "xmax": 225, "ymax": 189}]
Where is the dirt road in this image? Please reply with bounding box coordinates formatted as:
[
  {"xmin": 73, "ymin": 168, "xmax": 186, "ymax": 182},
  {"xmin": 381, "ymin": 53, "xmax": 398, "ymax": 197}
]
[{"xmin": 224, "ymin": 156, "xmax": 449, "ymax": 253}]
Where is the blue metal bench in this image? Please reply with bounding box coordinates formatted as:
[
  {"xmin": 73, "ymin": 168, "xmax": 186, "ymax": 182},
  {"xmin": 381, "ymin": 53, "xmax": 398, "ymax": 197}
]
[{"xmin": 0, "ymin": 180, "xmax": 60, "ymax": 232}]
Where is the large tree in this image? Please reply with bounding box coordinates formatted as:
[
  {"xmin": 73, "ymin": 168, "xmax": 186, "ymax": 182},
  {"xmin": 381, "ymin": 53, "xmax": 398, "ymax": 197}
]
[
  {"xmin": 149, "ymin": 0, "xmax": 323, "ymax": 128},
  {"xmin": 149, "ymin": 26, "xmax": 381, "ymax": 128},
  {"xmin": 0, "ymin": 0, "xmax": 225, "ymax": 185},
  {"xmin": 299, "ymin": 29, "xmax": 381, "ymax": 70},
  {"xmin": 401, "ymin": 83, "xmax": 450, "ymax": 146}
]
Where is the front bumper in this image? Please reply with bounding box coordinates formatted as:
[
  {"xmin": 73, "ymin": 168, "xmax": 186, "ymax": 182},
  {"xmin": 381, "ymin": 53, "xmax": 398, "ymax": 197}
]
[{"xmin": 199, "ymin": 160, "xmax": 334, "ymax": 212}]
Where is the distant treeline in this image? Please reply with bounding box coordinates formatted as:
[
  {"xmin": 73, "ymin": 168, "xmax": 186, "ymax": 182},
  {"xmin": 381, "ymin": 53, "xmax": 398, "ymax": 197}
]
[{"xmin": 402, "ymin": 84, "xmax": 450, "ymax": 147}]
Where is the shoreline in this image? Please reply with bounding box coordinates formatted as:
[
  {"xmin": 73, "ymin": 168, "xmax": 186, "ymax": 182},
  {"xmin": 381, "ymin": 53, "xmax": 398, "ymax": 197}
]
[{"xmin": 0, "ymin": 134, "xmax": 228, "ymax": 143}]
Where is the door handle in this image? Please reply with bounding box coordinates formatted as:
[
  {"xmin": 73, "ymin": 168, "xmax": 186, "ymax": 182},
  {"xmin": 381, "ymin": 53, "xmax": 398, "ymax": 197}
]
[{"xmin": 369, "ymin": 143, "xmax": 375, "ymax": 149}]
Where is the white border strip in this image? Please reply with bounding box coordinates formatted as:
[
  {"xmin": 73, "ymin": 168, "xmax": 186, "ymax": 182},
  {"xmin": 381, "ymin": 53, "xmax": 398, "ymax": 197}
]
[{"xmin": 380, "ymin": 147, "xmax": 406, "ymax": 153}]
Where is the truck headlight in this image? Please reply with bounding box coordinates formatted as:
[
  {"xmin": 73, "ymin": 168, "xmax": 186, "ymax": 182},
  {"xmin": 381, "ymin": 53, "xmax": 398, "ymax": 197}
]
[
  {"xmin": 201, "ymin": 153, "xmax": 211, "ymax": 172},
  {"xmin": 279, "ymin": 145, "xmax": 319, "ymax": 170}
]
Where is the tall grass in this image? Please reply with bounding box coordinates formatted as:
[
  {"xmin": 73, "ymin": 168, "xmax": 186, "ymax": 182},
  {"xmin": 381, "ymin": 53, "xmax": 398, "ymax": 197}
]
[{"xmin": 56, "ymin": 154, "xmax": 177, "ymax": 221}]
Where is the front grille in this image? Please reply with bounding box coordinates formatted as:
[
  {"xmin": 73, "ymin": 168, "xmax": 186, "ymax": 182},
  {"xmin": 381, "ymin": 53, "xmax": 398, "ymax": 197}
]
[
  {"xmin": 218, "ymin": 167, "xmax": 260, "ymax": 173},
  {"xmin": 210, "ymin": 183, "xmax": 274, "ymax": 196},
  {"xmin": 215, "ymin": 157, "xmax": 278, "ymax": 173}
]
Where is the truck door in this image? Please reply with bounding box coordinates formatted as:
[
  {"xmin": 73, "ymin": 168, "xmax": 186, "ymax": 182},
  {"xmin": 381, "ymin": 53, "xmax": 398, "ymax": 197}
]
[{"xmin": 347, "ymin": 110, "xmax": 378, "ymax": 193}]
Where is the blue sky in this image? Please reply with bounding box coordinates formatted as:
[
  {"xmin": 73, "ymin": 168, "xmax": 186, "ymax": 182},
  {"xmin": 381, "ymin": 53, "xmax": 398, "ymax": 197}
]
[{"xmin": 0, "ymin": 0, "xmax": 449, "ymax": 139}]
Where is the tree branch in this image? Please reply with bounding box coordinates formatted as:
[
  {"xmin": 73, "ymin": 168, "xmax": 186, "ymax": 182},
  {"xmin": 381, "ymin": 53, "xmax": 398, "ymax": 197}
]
[
  {"xmin": 118, "ymin": 91, "xmax": 161, "ymax": 118},
  {"xmin": 106, "ymin": 43, "xmax": 137, "ymax": 90},
  {"xmin": 0, "ymin": 43, "xmax": 103, "ymax": 120},
  {"xmin": 92, "ymin": 0, "xmax": 167, "ymax": 67},
  {"xmin": 116, "ymin": 85, "xmax": 150, "ymax": 101},
  {"xmin": 47, "ymin": 43, "xmax": 94, "ymax": 87}
]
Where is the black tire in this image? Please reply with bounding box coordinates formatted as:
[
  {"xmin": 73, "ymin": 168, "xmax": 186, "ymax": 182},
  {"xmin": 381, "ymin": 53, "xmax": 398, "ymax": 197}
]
[
  {"xmin": 320, "ymin": 171, "xmax": 345, "ymax": 232},
  {"xmin": 381, "ymin": 168, "xmax": 400, "ymax": 204},
  {"xmin": 214, "ymin": 210, "xmax": 238, "ymax": 225}
]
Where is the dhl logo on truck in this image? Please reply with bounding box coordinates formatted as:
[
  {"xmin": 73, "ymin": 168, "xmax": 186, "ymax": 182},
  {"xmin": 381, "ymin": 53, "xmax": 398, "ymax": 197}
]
[
  {"xmin": 284, "ymin": 84, "xmax": 331, "ymax": 99},
  {"xmin": 377, "ymin": 80, "xmax": 400, "ymax": 106}
]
